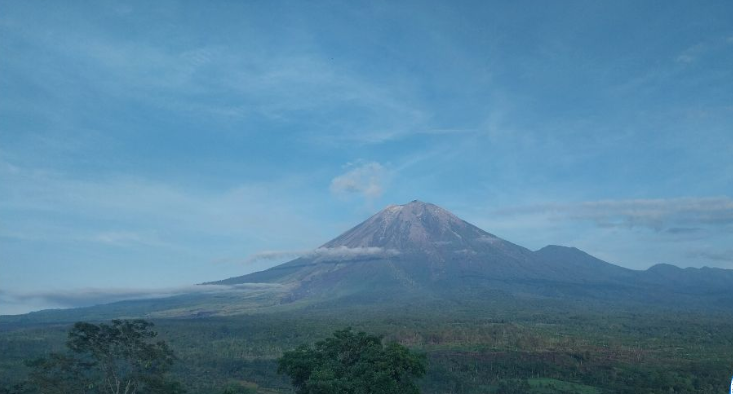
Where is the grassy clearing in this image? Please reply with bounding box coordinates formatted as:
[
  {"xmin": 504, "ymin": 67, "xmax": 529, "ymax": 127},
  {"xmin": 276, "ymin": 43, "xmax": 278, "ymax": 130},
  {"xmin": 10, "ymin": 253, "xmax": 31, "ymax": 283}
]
[{"xmin": 528, "ymin": 378, "xmax": 601, "ymax": 394}]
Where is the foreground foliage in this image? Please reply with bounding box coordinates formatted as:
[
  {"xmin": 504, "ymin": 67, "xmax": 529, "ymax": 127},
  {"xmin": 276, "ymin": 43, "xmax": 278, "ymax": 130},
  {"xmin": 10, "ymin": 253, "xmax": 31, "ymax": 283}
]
[
  {"xmin": 26, "ymin": 320, "xmax": 183, "ymax": 394},
  {"xmin": 278, "ymin": 328, "xmax": 426, "ymax": 394},
  {"xmin": 2, "ymin": 299, "xmax": 733, "ymax": 393}
]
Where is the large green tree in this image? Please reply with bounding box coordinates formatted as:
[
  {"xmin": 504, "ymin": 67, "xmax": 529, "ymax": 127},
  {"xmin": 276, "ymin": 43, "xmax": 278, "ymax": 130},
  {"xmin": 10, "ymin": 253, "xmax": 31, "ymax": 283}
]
[
  {"xmin": 278, "ymin": 328, "xmax": 426, "ymax": 394},
  {"xmin": 28, "ymin": 319, "xmax": 183, "ymax": 394}
]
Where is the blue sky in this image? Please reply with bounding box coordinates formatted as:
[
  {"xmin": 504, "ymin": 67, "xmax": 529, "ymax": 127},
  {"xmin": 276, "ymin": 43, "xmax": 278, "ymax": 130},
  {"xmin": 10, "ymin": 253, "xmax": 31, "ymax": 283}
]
[{"xmin": 1, "ymin": 0, "xmax": 732, "ymax": 314}]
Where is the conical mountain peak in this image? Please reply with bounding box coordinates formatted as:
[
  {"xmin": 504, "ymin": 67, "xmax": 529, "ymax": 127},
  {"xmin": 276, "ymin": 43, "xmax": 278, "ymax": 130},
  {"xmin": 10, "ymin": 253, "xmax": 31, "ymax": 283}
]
[
  {"xmin": 214, "ymin": 200, "xmax": 643, "ymax": 294},
  {"xmin": 321, "ymin": 201, "xmax": 503, "ymax": 252}
]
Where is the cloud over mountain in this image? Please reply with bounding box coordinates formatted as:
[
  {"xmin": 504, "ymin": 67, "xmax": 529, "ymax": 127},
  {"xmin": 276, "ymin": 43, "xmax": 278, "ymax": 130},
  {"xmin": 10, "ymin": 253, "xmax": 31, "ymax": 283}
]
[{"xmin": 241, "ymin": 246, "xmax": 400, "ymax": 265}]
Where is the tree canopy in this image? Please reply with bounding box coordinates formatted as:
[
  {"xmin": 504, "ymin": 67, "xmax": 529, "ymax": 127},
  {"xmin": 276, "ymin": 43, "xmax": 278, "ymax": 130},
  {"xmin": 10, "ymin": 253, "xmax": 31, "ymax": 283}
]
[
  {"xmin": 28, "ymin": 319, "xmax": 183, "ymax": 394},
  {"xmin": 277, "ymin": 328, "xmax": 426, "ymax": 394}
]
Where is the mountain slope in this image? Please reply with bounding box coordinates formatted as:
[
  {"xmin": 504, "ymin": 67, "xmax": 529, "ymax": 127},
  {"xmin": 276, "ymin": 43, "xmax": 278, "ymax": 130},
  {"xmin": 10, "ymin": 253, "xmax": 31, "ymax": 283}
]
[
  {"xmin": 212, "ymin": 201, "xmax": 733, "ymax": 309},
  {"xmin": 208, "ymin": 202, "xmax": 592, "ymax": 302},
  {"xmin": 213, "ymin": 201, "xmax": 544, "ymax": 295},
  {"xmin": 532, "ymin": 245, "xmax": 636, "ymax": 283}
]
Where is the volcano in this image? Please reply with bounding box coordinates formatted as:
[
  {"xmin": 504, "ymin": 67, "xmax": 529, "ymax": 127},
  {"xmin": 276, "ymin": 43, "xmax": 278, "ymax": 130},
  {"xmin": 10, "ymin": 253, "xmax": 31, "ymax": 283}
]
[
  {"xmin": 214, "ymin": 201, "xmax": 542, "ymax": 298},
  {"xmin": 5, "ymin": 201, "xmax": 733, "ymax": 323},
  {"xmin": 211, "ymin": 200, "xmax": 731, "ymax": 306}
]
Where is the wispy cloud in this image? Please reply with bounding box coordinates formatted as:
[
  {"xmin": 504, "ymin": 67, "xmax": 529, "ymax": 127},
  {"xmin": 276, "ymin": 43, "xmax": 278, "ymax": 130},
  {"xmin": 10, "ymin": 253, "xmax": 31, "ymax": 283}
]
[
  {"xmin": 310, "ymin": 246, "xmax": 400, "ymax": 260},
  {"xmin": 675, "ymin": 36, "xmax": 733, "ymax": 65},
  {"xmin": 0, "ymin": 159, "xmax": 323, "ymax": 246},
  {"xmin": 685, "ymin": 249, "xmax": 733, "ymax": 263},
  {"xmin": 0, "ymin": 283, "xmax": 282, "ymax": 311},
  {"xmin": 90, "ymin": 231, "xmax": 171, "ymax": 248},
  {"xmin": 330, "ymin": 162, "xmax": 388, "ymax": 201},
  {"xmin": 238, "ymin": 250, "xmax": 308, "ymax": 265},
  {"xmin": 236, "ymin": 246, "xmax": 400, "ymax": 265},
  {"xmin": 675, "ymin": 44, "xmax": 704, "ymax": 64},
  {"xmin": 494, "ymin": 197, "xmax": 733, "ymax": 232},
  {"xmin": 0, "ymin": 159, "xmax": 329, "ymax": 302},
  {"xmin": 1, "ymin": 12, "xmax": 429, "ymax": 145}
]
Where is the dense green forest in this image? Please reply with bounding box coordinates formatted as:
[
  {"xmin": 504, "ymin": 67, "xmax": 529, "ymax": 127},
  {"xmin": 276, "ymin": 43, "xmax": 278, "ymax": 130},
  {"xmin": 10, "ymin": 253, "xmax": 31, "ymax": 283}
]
[{"xmin": 2, "ymin": 299, "xmax": 732, "ymax": 393}]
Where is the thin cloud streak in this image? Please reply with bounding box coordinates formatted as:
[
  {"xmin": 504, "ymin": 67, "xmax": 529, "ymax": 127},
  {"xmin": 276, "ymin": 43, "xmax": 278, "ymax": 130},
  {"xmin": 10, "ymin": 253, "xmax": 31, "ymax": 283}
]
[
  {"xmin": 686, "ymin": 249, "xmax": 733, "ymax": 263},
  {"xmin": 0, "ymin": 283, "xmax": 282, "ymax": 311},
  {"xmin": 239, "ymin": 246, "xmax": 400, "ymax": 265},
  {"xmin": 494, "ymin": 197, "xmax": 733, "ymax": 232},
  {"xmin": 2, "ymin": 16, "xmax": 430, "ymax": 146},
  {"xmin": 0, "ymin": 159, "xmax": 323, "ymax": 246}
]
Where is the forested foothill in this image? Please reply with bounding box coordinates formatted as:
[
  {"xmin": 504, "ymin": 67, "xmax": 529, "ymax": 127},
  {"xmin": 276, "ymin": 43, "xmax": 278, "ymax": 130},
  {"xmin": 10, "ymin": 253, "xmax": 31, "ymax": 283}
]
[{"xmin": 2, "ymin": 299, "xmax": 732, "ymax": 394}]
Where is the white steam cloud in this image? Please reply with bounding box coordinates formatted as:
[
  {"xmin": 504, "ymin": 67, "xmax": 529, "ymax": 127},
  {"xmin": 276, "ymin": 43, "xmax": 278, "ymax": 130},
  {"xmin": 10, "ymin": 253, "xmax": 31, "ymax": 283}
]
[{"xmin": 330, "ymin": 161, "xmax": 386, "ymax": 200}]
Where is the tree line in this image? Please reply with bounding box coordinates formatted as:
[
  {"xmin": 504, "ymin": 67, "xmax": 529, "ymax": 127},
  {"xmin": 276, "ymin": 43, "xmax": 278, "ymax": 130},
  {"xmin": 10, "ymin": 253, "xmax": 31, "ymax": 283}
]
[{"xmin": 2, "ymin": 320, "xmax": 426, "ymax": 394}]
